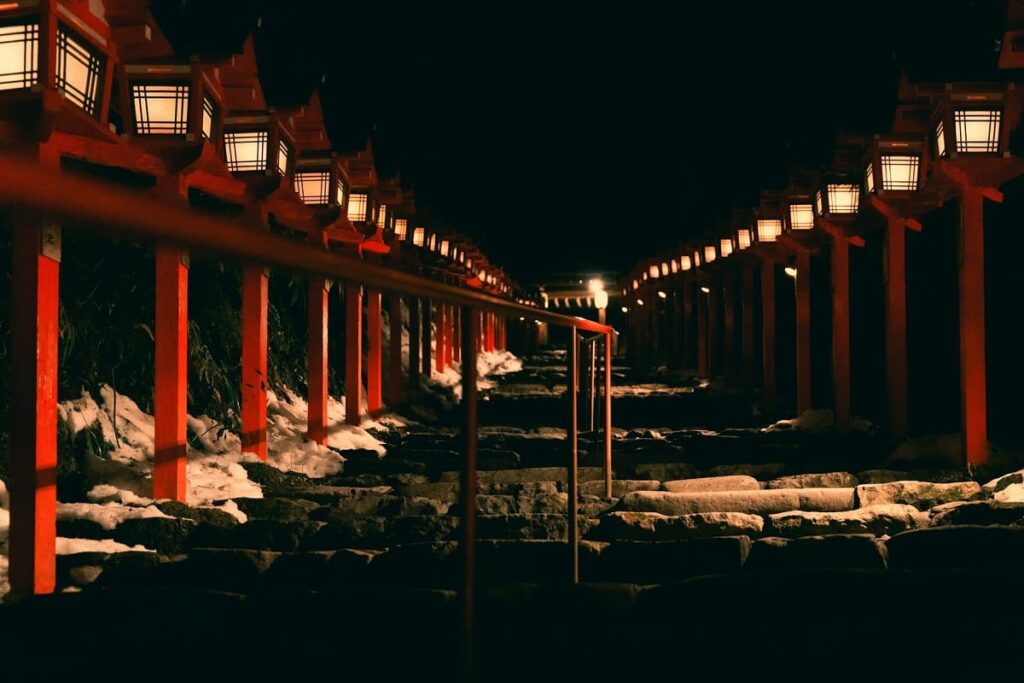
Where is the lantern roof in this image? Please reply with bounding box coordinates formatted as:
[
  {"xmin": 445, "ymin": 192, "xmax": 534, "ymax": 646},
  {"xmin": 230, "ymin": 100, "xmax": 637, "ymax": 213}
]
[
  {"xmin": 280, "ymin": 91, "xmax": 332, "ymax": 155},
  {"xmin": 340, "ymin": 139, "xmax": 379, "ymax": 188}
]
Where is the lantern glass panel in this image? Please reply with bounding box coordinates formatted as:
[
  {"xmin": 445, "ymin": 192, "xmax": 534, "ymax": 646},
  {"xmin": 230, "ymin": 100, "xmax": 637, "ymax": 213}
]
[
  {"xmin": 704, "ymin": 245, "xmax": 717, "ymax": 262},
  {"xmin": 827, "ymin": 184, "xmax": 860, "ymax": 213},
  {"xmin": 412, "ymin": 227, "xmax": 425, "ymax": 246},
  {"xmin": 202, "ymin": 96, "xmax": 216, "ymax": 139},
  {"xmin": 681, "ymin": 255, "xmax": 692, "ymax": 271},
  {"xmin": 428, "ymin": 234, "xmax": 436, "ymax": 251},
  {"xmin": 756, "ymin": 219, "xmax": 782, "ymax": 242},
  {"xmin": 335, "ymin": 180, "xmax": 346, "ymax": 207},
  {"xmin": 224, "ymin": 130, "xmax": 268, "ymax": 172},
  {"xmin": 294, "ymin": 171, "xmax": 330, "ymax": 205},
  {"xmin": 865, "ymin": 163, "xmax": 875, "ymax": 193},
  {"xmin": 394, "ymin": 218, "xmax": 408, "ymax": 240},
  {"xmin": 0, "ymin": 23, "xmax": 38, "ymax": 91},
  {"xmin": 693, "ymin": 251, "xmax": 702, "ymax": 267},
  {"xmin": 131, "ymin": 83, "xmax": 189, "ymax": 135},
  {"xmin": 788, "ymin": 204, "xmax": 814, "ymax": 230},
  {"xmin": 720, "ymin": 238, "xmax": 733, "ymax": 257},
  {"xmin": 440, "ymin": 239, "xmax": 450, "ymax": 256},
  {"xmin": 815, "ymin": 191, "xmax": 823, "ymax": 216},
  {"xmin": 348, "ymin": 193, "xmax": 368, "ymax": 222},
  {"xmin": 632, "ymin": 279, "xmax": 639, "ymax": 289},
  {"xmin": 935, "ymin": 120, "xmax": 946, "ymax": 157},
  {"xmin": 670, "ymin": 259, "xmax": 679, "ymax": 273},
  {"xmin": 56, "ymin": 28, "xmax": 103, "ymax": 117},
  {"xmin": 649, "ymin": 265, "xmax": 660, "ymax": 279},
  {"xmin": 378, "ymin": 204, "xmax": 388, "ymax": 229},
  {"xmin": 660, "ymin": 262, "xmax": 668, "ymax": 276},
  {"xmin": 467, "ymin": 258, "xmax": 474, "ymax": 269},
  {"xmin": 737, "ymin": 229, "xmax": 752, "ymax": 249},
  {"xmin": 954, "ymin": 109, "xmax": 1001, "ymax": 153},
  {"xmin": 276, "ymin": 139, "xmax": 291, "ymax": 175},
  {"xmin": 880, "ymin": 155, "xmax": 919, "ymax": 191}
]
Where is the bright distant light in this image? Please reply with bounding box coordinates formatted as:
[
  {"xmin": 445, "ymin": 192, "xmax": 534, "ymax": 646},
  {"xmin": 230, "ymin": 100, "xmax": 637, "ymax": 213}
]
[
  {"xmin": 700, "ymin": 286, "xmax": 710, "ymax": 294},
  {"xmin": 657, "ymin": 291, "xmax": 667, "ymax": 299},
  {"xmin": 594, "ymin": 290, "xmax": 609, "ymax": 309},
  {"xmin": 588, "ymin": 278, "xmax": 604, "ymax": 293},
  {"xmin": 636, "ymin": 299, "xmax": 644, "ymax": 306},
  {"xmin": 621, "ymin": 306, "xmax": 629, "ymax": 313},
  {"xmin": 785, "ymin": 266, "xmax": 798, "ymax": 278}
]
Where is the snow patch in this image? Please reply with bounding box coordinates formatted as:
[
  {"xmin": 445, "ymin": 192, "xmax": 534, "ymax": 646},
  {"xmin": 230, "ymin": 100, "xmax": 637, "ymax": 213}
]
[
  {"xmin": 994, "ymin": 483, "xmax": 1024, "ymax": 503},
  {"xmin": 55, "ymin": 537, "xmax": 153, "ymax": 554},
  {"xmin": 86, "ymin": 484, "xmax": 154, "ymax": 507},
  {"xmin": 763, "ymin": 409, "xmax": 873, "ymax": 434},
  {"xmin": 57, "ymin": 501, "xmax": 170, "ymax": 531}
]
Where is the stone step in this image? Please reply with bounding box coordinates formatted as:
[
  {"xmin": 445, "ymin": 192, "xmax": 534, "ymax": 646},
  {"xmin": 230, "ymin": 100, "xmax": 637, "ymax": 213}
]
[
  {"xmin": 437, "ymin": 466, "xmax": 604, "ymax": 485},
  {"xmin": 618, "ymin": 488, "xmax": 856, "ymax": 516},
  {"xmin": 662, "ymin": 475, "xmax": 760, "ymax": 493}
]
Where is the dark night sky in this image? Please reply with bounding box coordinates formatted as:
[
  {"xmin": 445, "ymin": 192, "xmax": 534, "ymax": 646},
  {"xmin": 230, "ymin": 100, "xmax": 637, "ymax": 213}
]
[{"xmin": 154, "ymin": 0, "xmax": 1009, "ymax": 281}]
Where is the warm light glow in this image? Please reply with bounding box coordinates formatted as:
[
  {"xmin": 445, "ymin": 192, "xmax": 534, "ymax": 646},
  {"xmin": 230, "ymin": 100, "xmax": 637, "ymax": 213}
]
[
  {"xmin": 785, "ymin": 266, "xmax": 798, "ymax": 278},
  {"xmin": 293, "ymin": 171, "xmax": 330, "ymax": 205},
  {"xmin": 704, "ymin": 245, "xmax": 717, "ymax": 263},
  {"xmin": 788, "ymin": 203, "xmax": 814, "ymax": 230},
  {"xmin": 335, "ymin": 180, "xmax": 346, "ymax": 207},
  {"xmin": 377, "ymin": 204, "xmax": 389, "ymax": 229},
  {"xmin": 412, "ymin": 227, "xmax": 425, "ymax": 246},
  {"xmin": 693, "ymin": 251, "xmax": 701, "ymax": 267},
  {"xmin": 224, "ymin": 130, "xmax": 268, "ymax": 172},
  {"xmin": 670, "ymin": 259, "xmax": 679, "ymax": 274},
  {"xmin": 657, "ymin": 291, "xmax": 667, "ymax": 299},
  {"xmin": 680, "ymin": 255, "xmax": 692, "ymax": 271},
  {"xmin": 202, "ymin": 96, "xmax": 215, "ymax": 139},
  {"xmin": 588, "ymin": 278, "xmax": 604, "ymax": 293},
  {"xmin": 131, "ymin": 83, "xmax": 189, "ymax": 134},
  {"xmin": 394, "ymin": 218, "xmax": 408, "ymax": 240},
  {"xmin": 865, "ymin": 163, "xmax": 875, "ymax": 193},
  {"xmin": 57, "ymin": 29, "xmax": 103, "ymax": 116},
  {"xmin": 700, "ymin": 286, "xmax": 710, "ymax": 294},
  {"xmin": 660, "ymin": 262, "xmax": 668, "ymax": 276},
  {"xmin": 0, "ymin": 23, "xmax": 39, "ymax": 91},
  {"xmin": 719, "ymin": 238, "xmax": 733, "ymax": 257},
  {"xmin": 649, "ymin": 265, "xmax": 660, "ymax": 279},
  {"xmin": 459, "ymin": 250, "xmax": 466, "ymax": 263},
  {"xmin": 954, "ymin": 109, "xmax": 1001, "ymax": 153},
  {"xmin": 756, "ymin": 219, "xmax": 782, "ymax": 242},
  {"xmin": 440, "ymin": 239, "xmax": 450, "ymax": 256},
  {"xmin": 636, "ymin": 299, "xmax": 644, "ymax": 306},
  {"xmin": 595, "ymin": 290, "xmax": 609, "ymax": 309},
  {"xmin": 428, "ymin": 234, "xmax": 437, "ymax": 251},
  {"xmin": 935, "ymin": 120, "xmax": 946, "ymax": 158},
  {"xmin": 348, "ymin": 193, "xmax": 369, "ymax": 222},
  {"xmin": 467, "ymin": 258, "xmax": 474, "ymax": 270},
  {"xmin": 632, "ymin": 279, "xmax": 639, "ymax": 290},
  {"xmin": 815, "ymin": 191, "xmax": 823, "ymax": 216},
  {"xmin": 642, "ymin": 272, "xmax": 648, "ymax": 281},
  {"xmin": 880, "ymin": 155, "xmax": 919, "ymax": 191},
  {"xmin": 737, "ymin": 229, "xmax": 752, "ymax": 249},
  {"xmin": 277, "ymin": 139, "xmax": 291, "ymax": 175},
  {"xmin": 621, "ymin": 306, "xmax": 629, "ymax": 313},
  {"xmin": 827, "ymin": 183, "xmax": 860, "ymax": 214}
]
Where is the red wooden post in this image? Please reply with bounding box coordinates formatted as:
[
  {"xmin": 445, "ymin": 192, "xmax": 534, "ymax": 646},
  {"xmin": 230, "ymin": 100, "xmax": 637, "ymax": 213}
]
[
  {"xmin": 603, "ymin": 331, "xmax": 613, "ymax": 499},
  {"xmin": 435, "ymin": 300, "xmax": 447, "ymax": 373},
  {"xmin": 307, "ymin": 276, "xmax": 329, "ymax": 444},
  {"xmin": 484, "ymin": 312, "xmax": 495, "ymax": 353},
  {"xmin": 832, "ymin": 239, "xmax": 851, "ymax": 432},
  {"xmin": 241, "ymin": 265, "xmax": 268, "ymax": 460},
  {"xmin": 388, "ymin": 295, "xmax": 403, "ymax": 406},
  {"xmin": 9, "ymin": 220, "xmax": 60, "ymax": 595},
  {"xmin": 366, "ymin": 289, "xmax": 383, "ymax": 414},
  {"xmin": 444, "ymin": 303, "xmax": 455, "ymax": 368},
  {"xmin": 409, "ymin": 296, "xmax": 421, "ymax": 387},
  {"xmin": 742, "ymin": 263, "xmax": 756, "ymax": 388},
  {"xmin": 697, "ymin": 285, "xmax": 709, "ymax": 378},
  {"xmin": 153, "ymin": 246, "xmax": 189, "ymax": 499},
  {"xmin": 421, "ymin": 299, "xmax": 432, "ymax": 377},
  {"xmin": 761, "ymin": 260, "xmax": 777, "ymax": 415},
  {"xmin": 453, "ymin": 304, "xmax": 462, "ymax": 364},
  {"xmin": 723, "ymin": 273, "xmax": 737, "ymax": 378},
  {"xmin": 345, "ymin": 283, "xmax": 363, "ymax": 425},
  {"xmin": 795, "ymin": 249, "xmax": 812, "ymax": 415},
  {"xmin": 960, "ymin": 186, "xmax": 989, "ymax": 466},
  {"xmin": 884, "ymin": 217, "xmax": 909, "ymax": 440}
]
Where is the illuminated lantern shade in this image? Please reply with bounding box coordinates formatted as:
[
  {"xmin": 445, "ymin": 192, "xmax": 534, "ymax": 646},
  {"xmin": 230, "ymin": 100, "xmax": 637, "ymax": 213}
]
[
  {"xmin": 815, "ymin": 175, "xmax": 862, "ymax": 216},
  {"xmin": 377, "ymin": 204, "xmax": 391, "ymax": 233},
  {"xmin": 736, "ymin": 229, "xmax": 752, "ymax": 249},
  {"xmin": 670, "ymin": 259, "xmax": 679, "ymax": 274},
  {"xmin": 56, "ymin": 28, "xmax": 105, "ymax": 116},
  {"xmin": 704, "ymin": 244, "xmax": 717, "ymax": 263},
  {"xmin": 594, "ymin": 290, "xmax": 609, "ymax": 309},
  {"xmin": 756, "ymin": 219, "xmax": 782, "ymax": 242},
  {"xmin": 394, "ymin": 218, "xmax": 408, "ymax": 240},
  {"xmin": 754, "ymin": 192, "xmax": 784, "ymax": 243},
  {"xmin": 632, "ymin": 279, "xmax": 639, "ymax": 290},
  {"xmin": 786, "ymin": 199, "xmax": 815, "ymax": 231},
  {"xmin": 347, "ymin": 192, "xmax": 369, "ymax": 222},
  {"xmin": 719, "ymin": 238, "xmax": 734, "ymax": 257},
  {"xmin": 932, "ymin": 85, "xmax": 1009, "ymax": 157},
  {"xmin": 864, "ymin": 130, "xmax": 928, "ymax": 196},
  {"xmin": 130, "ymin": 82, "xmax": 190, "ymax": 135},
  {"xmin": 293, "ymin": 169, "xmax": 331, "ymax": 205},
  {"xmin": 427, "ymin": 233, "xmax": 437, "ymax": 251},
  {"xmin": 412, "ymin": 226, "xmax": 425, "ymax": 246},
  {"xmin": 693, "ymin": 250, "xmax": 702, "ymax": 267},
  {"xmin": 649, "ymin": 264, "xmax": 660, "ymax": 279},
  {"xmin": 680, "ymin": 255, "xmax": 692, "ymax": 271},
  {"xmin": 642, "ymin": 271, "xmax": 648, "ymax": 281},
  {"xmin": 660, "ymin": 261, "xmax": 669, "ymax": 276},
  {"xmin": 440, "ymin": 239, "xmax": 451, "ymax": 257}
]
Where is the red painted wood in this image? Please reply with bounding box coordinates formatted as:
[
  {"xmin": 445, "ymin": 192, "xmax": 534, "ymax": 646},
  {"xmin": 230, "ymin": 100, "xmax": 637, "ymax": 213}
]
[
  {"xmin": 697, "ymin": 286, "xmax": 709, "ymax": 378},
  {"xmin": 345, "ymin": 284, "xmax": 363, "ymax": 425},
  {"xmin": 366, "ymin": 289, "xmax": 383, "ymax": 414},
  {"xmin": 9, "ymin": 221, "xmax": 60, "ymax": 596},
  {"xmin": 832, "ymin": 239, "xmax": 851, "ymax": 433},
  {"xmin": 723, "ymin": 273, "xmax": 737, "ymax": 378},
  {"xmin": 409, "ymin": 297, "xmax": 421, "ymax": 387},
  {"xmin": 435, "ymin": 300, "xmax": 447, "ymax": 373},
  {"xmin": 885, "ymin": 218, "xmax": 908, "ymax": 440},
  {"xmin": 307, "ymin": 276, "xmax": 329, "ymax": 444},
  {"xmin": 960, "ymin": 186, "xmax": 989, "ymax": 466},
  {"xmin": 742, "ymin": 264, "xmax": 756, "ymax": 388},
  {"xmin": 154, "ymin": 246, "xmax": 189, "ymax": 498},
  {"xmin": 453, "ymin": 305, "xmax": 462, "ymax": 363},
  {"xmin": 796, "ymin": 250, "xmax": 812, "ymax": 416},
  {"xmin": 389, "ymin": 295, "xmax": 403, "ymax": 405},
  {"xmin": 761, "ymin": 261, "xmax": 777, "ymax": 415},
  {"xmin": 484, "ymin": 312, "xmax": 495, "ymax": 353},
  {"xmin": 241, "ymin": 265, "xmax": 268, "ymax": 460},
  {"xmin": 444, "ymin": 303, "xmax": 455, "ymax": 368},
  {"xmin": 421, "ymin": 299, "xmax": 432, "ymax": 376}
]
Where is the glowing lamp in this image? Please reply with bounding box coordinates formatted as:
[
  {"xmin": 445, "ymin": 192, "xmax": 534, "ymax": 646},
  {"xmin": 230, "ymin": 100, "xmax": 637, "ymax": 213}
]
[
  {"xmin": 660, "ymin": 262, "xmax": 668, "ymax": 276},
  {"xmin": 785, "ymin": 266, "xmax": 798, "ymax": 278},
  {"xmin": 632, "ymin": 279, "xmax": 639, "ymax": 290},
  {"xmin": 595, "ymin": 290, "xmax": 609, "ymax": 309},
  {"xmin": 657, "ymin": 291, "xmax": 667, "ymax": 299},
  {"xmin": 377, "ymin": 204, "xmax": 391, "ymax": 232},
  {"xmin": 815, "ymin": 176, "xmax": 861, "ymax": 216},
  {"xmin": 636, "ymin": 299, "xmax": 644, "ymax": 306},
  {"xmin": 394, "ymin": 218, "xmax": 408, "ymax": 240},
  {"xmin": 130, "ymin": 82, "xmax": 190, "ymax": 135},
  {"xmin": 704, "ymin": 245, "xmax": 717, "ymax": 263},
  {"xmin": 588, "ymin": 278, "xmax": 604, "ymax": 293},
  {"xmin": 649, "ymin": 264, "xmax": 660, "ymax": 279},
  {"xmin": 786, "ymin": 201, "xmax": 814, "ymax": 231},
  {"xmin": 693, "ymin": 250, "xmax": 702, "ymax": 267},
  {"xmin": 347, "ymin": 192, "xmax": 370, "ymax": 223},
  {"xmin": 700, "ymin": 286, "xmax": 710, "ymax": 294},
  {"xmin": 293, "ymin": 170, "xmax": 331, "ymax": 205},
  {"xmin": 933, "ymin": 87, "xmax": 1009, "ymax": 157},
  {"xmin": 412, "ymin": 226, "xmax": 425, "ymax": 246},
  {"xmin": 736, "ymin": 229, "xmax": 752, "ymax": 249},
  {"xmin": 719, "ymin": 238, "xmax": 733, "ymax": 257},
  {"xmin": 621, "ymin": 306, "xmax": 628, "ymax": 313},
  {"xmin": 756, "ymin": 220, "xmax": 782, "ymax": 242},
  {"xmin": 680, "ymin": 255, "xmax": 692, "ymax": 271},
  {"xmin": 440, "ymin": 239, "xmax": 450, "ymax": 257},
  {"xmin": 55, "ymin": 28, "xmax": 105, "ymax": 117},
  {"xmin": 670, "ymin": 259, "xmax": 679, "ymax": 274}
]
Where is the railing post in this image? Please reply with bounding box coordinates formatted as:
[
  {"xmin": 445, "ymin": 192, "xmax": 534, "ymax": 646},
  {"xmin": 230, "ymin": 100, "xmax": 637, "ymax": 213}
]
[
  {"xmin": 603, "ymin": 331, "xmax": 613, "ymax": 499},
  {"xmin": 960, "ymin": 186, "xmax": 988, "ymax": 466},
  {"xmin": 366, "ymin": 288, "xmax": 383, "ymax": 414},
  {"xmin": 422, "ymin": 299, "xmax": 432, "ymax": 376},
  {"xmin": 708, "ymin": 281, "xmax": 721, "ymax": 377},
  {"xmin": 409, "ymin": 296, "xmax": 421, "ymax": 388},
  {"xmin": 444, "ymin": 303, "xmax": 455, "ymax": 369},
  {"xmin": 885, "ymin": 217, "xmax": 908, "ymax": 440},
  {"xmin": 831, "ymin": 238, "xmax": 851, "ymax": 433},
  {"xmin": 742, "ymin": 263, "xmax": 756, "ymax": 389},
  {"xmin": 435, "ymin": 300, "xmax": 447, "ymax": 373},
  {"xmin": 453, "ymin": 304, "xmax": 461, "ymax": 364},
  {"xmin": 388, "ymin": 294, "xmax": 403, "ymax": 406},
  {"xmin": 459, "ymin": 304, "xmax": 480, "ymax": 680},
  {"xmin": 9, "ymin": 219, "xmax": 60, "ymax": 596},
  {"xmin": 568, "ymin": 327, "xmax": 579, "ymax": 585},
  {"xmin": 307, "ymin": 276, "xmax": 329, "ymax": 444},
  {"xmin": 484, "ymin": 312, "xmax": 495, "ymax": 353},
  {"xmin": 153, "ymin": 245, "xmax": 188, "ymax": 500},
  {"xmin": 762, "ymin": 260, "xmax": 777, "ymax": 416},
  {"xmin": 697, "ymin": 284, "xmax": 709, "ymax": 378},
  {"xmin": 795, "ymin": 249, "xmax": 812, "ymax": 416},
  {"xmin": 588, "ymin": 339, "xmax": 597, "ymax": 431},
  {"xmin": 345, "ymin": 283, "xmax": 363, "ymax": 425},
  {"xmin": 241, "ymin": 264, "xmax": 268, "ymax": 460}
]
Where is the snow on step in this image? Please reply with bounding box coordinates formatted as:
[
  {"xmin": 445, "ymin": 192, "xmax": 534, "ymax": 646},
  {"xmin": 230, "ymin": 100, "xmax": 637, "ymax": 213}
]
[
  {"xmin": 619, "ymin": 488, "xmax": 855, "ymax": 516},
  {"xmin": 855, "ymin": 481, "xmax": 982, "ymax": 510},
  {"xmin": 662, "ymin": 475, "xmax": 760, "ymax": 493},
  {"xmin": 765, "ymin": 472, "xmax": 859, "ymax": 489},
  {"xmin": 767, "ymin": 504, "xmax": 929, "ymax": 537},
  {"xmin": 589, "ymin": 511, "xmax": 764, "ymax": 541},
  {"xmin": 438, "ymin": 467, "xmax": 604, "ymax": 485}
]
